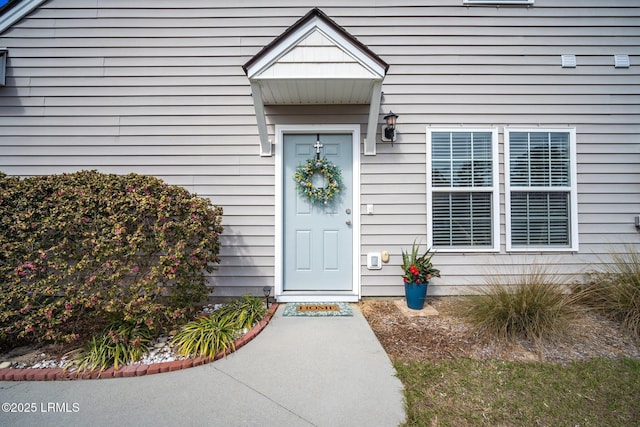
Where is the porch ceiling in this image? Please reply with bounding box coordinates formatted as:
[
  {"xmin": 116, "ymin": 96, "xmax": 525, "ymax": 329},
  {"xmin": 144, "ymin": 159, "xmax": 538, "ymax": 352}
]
[{"xmin": 253, "ymin": 78, "xmax": 380, "ymax": 106}]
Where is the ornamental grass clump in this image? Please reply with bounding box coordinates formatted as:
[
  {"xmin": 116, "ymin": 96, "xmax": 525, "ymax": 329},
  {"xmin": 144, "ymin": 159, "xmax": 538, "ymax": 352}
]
[
  {"xmin": 462, "ymin": 265, "xmax": 578, "ymax": 345},
  {"xmin": 171, "ymin": 310, "xmax": 239, "ymax": 360},
  {"xmin": 70, "ymin": 320, "xmax": 152, "ymax": 372},
  {"xmin": 579, "ymin": 246, "xmax": 640, "ymax": 339},
  {"xmin": 172, "ymin": 296, "xmax": 267, "ymax": 359},
  {"xmin": 215, "ymin": 295, "xmax": 268, "ymax": 330}
]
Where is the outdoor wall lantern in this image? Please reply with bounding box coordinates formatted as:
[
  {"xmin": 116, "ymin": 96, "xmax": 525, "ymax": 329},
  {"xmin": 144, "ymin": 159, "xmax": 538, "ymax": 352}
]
[
  {"xmin": 262, "ymin": 286, "xmax": 271, "ymax": 308},
  {"xmin": 381, "ymin": 111, "xmax": 399, "ymax": 143}
]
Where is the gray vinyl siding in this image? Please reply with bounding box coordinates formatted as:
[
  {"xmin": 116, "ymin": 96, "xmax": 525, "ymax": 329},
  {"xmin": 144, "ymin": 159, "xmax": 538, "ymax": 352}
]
[{"xmin": 1, "ymin": 0, "xmax": 639, "ymax": 297}]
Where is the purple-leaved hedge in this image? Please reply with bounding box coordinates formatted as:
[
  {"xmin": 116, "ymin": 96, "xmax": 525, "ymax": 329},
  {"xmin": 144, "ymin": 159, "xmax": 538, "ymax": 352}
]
[{"xmin": 0, "ymin": 170, "xmax": 223, "ymax": 345}]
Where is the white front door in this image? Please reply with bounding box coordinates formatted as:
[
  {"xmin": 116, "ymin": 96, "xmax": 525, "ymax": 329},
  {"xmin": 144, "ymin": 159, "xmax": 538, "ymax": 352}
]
[{"xmin": 276, "ymin": 126, "xmax": 359, "ymax": 301}]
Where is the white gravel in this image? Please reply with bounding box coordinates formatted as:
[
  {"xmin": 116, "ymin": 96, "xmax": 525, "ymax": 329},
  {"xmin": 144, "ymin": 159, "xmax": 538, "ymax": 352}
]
[{"xmin": 2, "ymin": 304, "xmax": 256, "ymax": 369}]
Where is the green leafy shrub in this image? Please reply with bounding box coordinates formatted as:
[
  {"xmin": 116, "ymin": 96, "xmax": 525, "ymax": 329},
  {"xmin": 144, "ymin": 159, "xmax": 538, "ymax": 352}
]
[
  {"xmin": 462, "ymin": 266, "xmax": 578, "ymax": 345},
  {"xmin": 70, "ymin": 321, "xmax": 152, "ymax": 371},
  {"xmin": 579, "ymin": 247, "xmax": 640, "ymax": 339},
  {"xmin": 0, "ymin": 170, "xmax": 223, "ymax": 345}
]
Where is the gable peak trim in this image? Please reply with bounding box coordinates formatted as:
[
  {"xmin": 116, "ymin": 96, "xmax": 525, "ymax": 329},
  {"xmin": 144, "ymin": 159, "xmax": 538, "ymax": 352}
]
[{"xmin": 243, "ymin": 8, "xmax": 388, "ymax": 79}]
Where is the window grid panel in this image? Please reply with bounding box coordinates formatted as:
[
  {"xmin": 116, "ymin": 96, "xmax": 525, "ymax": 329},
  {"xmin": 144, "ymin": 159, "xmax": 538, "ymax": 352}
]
[
  {"xmin": 509, "ymin": 132, "xmax": 570, "ymax": 188},
  {"xmin": 432, "ymin": 131, "xmax": 493, "ymax": 188},
  {"xmin": 433, "ymin": 192, "xmax": 493, "ymax": 247},
  {"xmin": 510, "ymin": 192, "xmax": 570, "ymax": 246}
]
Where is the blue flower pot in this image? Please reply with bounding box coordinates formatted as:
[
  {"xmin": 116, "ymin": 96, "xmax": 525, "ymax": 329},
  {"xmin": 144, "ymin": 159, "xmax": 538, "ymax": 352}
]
[{"xmin": 405, "ymin": 282, "xmax": 429, "ymax": 310}]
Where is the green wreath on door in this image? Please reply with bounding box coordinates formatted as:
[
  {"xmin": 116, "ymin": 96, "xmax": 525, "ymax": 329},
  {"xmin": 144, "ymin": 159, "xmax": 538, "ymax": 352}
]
[{"xmin": 293, "ymin": 157, "xmax": 343, "ymax": 204}]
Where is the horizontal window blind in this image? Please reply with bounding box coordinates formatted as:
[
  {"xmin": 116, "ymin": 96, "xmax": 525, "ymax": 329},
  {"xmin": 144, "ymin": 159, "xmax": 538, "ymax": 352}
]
[
  {"xmin": 510, "ymin": 192, "xmax": 570, "ymax": 246},
  {"xmin": 432, "ymin": 131, "xmax": 493, "ymax": 187},
  {"xmin": 433, "ymin": 192, "xmax": 493, "ymax": 246},
  {"xmin": 509, "ymin": 132, "xmax": 570, "ymax": 187}
]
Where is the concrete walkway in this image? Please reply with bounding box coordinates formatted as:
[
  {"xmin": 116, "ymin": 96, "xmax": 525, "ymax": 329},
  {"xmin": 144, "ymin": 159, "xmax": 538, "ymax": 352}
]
[{"xmin": 0, "ymin": 305, "xmax": 406, "ymax": 427}]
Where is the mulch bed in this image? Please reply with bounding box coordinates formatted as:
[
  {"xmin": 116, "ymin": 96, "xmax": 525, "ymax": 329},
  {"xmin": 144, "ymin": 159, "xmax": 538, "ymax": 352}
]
[{"xmin": 360, "ymin": 298, "xmax": 640, "ymax": 364}]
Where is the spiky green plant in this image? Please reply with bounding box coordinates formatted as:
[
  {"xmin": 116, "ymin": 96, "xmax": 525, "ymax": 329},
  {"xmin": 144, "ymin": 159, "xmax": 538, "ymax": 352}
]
[
  {"xmin": 171, "ymin": 310, "xmax": 239, "ymax": 359},
  {"xmin": 462, "ymin": 265, "xmax": 578, "ymax": 345},
  {"xmin": 216, "ymin": 295, "xmax": 267, "ymax": 330},
  {"xmin": 400, "ymin": 240, "xmax": 440, "ymax": 284},
  {"xmin": 70, "ymin": 321, "xmax": 152, "ymax": 371},
  {"xmin": 579, "ymin": 246, "xmax": 640, "ymax": 339}
]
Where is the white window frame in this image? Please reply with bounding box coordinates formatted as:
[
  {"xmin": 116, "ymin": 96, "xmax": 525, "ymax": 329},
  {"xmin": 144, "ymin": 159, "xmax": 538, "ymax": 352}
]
[
  {"xmin": 504, "ymin": 128, "xmax": 579, "ymax": 252},
  {"xmin": 427, "ymin": 128, "xmax": 500, "ymax": 252}
]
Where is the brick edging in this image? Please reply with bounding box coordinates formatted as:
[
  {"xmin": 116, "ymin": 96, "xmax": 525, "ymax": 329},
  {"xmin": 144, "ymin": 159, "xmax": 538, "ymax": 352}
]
[{"xmin": 0, "ymin": 303, "xmax": 279, "ymax": 381}]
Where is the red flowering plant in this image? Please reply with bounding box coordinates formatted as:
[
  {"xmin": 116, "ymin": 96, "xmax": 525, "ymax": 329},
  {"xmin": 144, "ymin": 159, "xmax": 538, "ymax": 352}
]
[{"xmin": 401, "ymin": 241, "xmax": 440, "ymax": 285}]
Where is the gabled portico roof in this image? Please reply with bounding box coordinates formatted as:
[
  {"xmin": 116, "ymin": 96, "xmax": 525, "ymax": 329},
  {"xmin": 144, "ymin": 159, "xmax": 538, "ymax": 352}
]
[{"xmin": 243, "ymin": 8, "xmax": 389, "ymax": 156}]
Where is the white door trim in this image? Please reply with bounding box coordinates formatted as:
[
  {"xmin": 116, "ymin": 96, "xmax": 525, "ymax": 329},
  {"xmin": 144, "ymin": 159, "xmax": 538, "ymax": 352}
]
[{"xmin": 275, "ymin": 124, "xmax": 361, "ymax": 302}]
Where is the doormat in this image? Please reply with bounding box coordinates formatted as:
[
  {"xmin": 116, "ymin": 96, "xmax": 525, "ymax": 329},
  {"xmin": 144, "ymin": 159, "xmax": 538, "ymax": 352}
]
[{"xmin": 283, "ymin": 302, "xmax": 353, "ymax": 317}]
